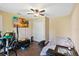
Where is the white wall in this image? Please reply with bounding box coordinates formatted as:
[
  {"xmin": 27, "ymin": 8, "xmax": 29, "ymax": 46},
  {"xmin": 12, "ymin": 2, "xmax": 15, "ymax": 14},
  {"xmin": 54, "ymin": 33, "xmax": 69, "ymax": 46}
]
[
  {"xmin": 71, "ymin": 4, "xmax": 79, "ymax": 54},
  {"xmin": 0, "ymin": 15, "xmax": 3, "ymax": 32}
]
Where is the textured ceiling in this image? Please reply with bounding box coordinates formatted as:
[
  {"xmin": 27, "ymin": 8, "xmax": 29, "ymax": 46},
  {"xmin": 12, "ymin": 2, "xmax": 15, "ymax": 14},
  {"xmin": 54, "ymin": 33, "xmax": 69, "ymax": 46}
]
[{"xmin": 0, "ymin": 3, "xmax": 74, "ymax": 17}]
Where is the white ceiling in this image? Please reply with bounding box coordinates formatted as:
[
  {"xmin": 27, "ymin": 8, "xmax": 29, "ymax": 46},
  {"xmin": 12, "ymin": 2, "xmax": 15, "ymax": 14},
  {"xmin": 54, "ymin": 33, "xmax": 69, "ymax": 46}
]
[{"xmin": 0, "ymin": 3, "xmax": 74, "ymax": 17}]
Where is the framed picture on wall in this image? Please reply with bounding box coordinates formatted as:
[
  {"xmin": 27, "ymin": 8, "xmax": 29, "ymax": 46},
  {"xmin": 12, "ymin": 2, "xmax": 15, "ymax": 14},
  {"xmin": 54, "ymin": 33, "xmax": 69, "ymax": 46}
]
[{"xmin": 13, "ymin": 16, "xmax": 29, "ymax": 28}]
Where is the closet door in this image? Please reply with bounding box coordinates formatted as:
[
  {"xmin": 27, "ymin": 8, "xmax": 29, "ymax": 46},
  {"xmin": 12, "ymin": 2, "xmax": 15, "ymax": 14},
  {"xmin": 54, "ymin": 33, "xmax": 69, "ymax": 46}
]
[{"xmin": 33, "ymin": 17, "xmax": 45, "ymax": 42}]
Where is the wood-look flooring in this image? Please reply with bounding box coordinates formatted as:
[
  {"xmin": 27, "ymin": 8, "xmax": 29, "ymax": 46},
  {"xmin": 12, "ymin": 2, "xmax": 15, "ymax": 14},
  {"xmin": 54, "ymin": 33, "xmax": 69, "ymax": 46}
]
[
  {"xmin": 0, "ymin": 42, "xmax": 41, "ymax": 56},
  {"xmin": 16, "ymin": 42, "xmax": 41, "ymax": 56}
]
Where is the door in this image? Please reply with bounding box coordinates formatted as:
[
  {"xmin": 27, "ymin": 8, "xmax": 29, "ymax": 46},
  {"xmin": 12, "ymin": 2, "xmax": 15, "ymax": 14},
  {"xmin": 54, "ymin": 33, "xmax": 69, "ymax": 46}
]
[{"xmin": 33, "ymin": 19, "xmax": 45, "ymax": 42}]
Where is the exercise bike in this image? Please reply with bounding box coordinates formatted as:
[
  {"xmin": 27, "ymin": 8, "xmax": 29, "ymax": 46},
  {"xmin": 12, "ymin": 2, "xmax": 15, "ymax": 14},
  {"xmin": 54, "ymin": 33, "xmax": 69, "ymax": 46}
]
[{"xmin": 0, "ymin": 32, "xmax": 17, "ymax": 56}]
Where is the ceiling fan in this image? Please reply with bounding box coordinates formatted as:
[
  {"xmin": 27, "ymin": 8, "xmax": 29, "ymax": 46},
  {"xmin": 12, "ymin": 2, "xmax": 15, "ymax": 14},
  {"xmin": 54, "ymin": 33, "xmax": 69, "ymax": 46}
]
[{"xmin": 27, "ymin": 8, "xmax": 45, "ymax": 16}]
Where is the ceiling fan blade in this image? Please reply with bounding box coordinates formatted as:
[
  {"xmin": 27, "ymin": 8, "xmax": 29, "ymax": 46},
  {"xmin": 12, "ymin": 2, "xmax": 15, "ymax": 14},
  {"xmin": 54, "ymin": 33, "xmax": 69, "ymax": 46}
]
[
  {"xmin": 27, "ymin": 12, "xmax": 34, "ymax": 14},
  {"xmin": 30, "ymin": 8, "xmax": 34, "ymax": 12},
  {"xmin": 40, "ymin": 14, "xmax": 44, "ymax": 16},
  {"xmin": 27, "ymin": 12, "xmax": 33, "ymax": 14},
  {"xmin": 40, "ymin": 10, "xmax": 45, "ymax": 12}
]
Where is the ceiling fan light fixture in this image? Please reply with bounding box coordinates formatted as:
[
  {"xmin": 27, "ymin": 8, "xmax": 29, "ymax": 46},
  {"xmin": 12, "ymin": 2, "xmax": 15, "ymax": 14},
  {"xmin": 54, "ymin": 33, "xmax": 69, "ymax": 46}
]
[
  {"xmin": 34, "ymin": 13, "xmax": 39, "ymax": 16},
  {"xmin": 35, "ymin": 9, "xmax": 39, "ymax": 12},
  {"xmin": 26, "ymin": 8, "xmax": 46, "ymax": 16}
]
